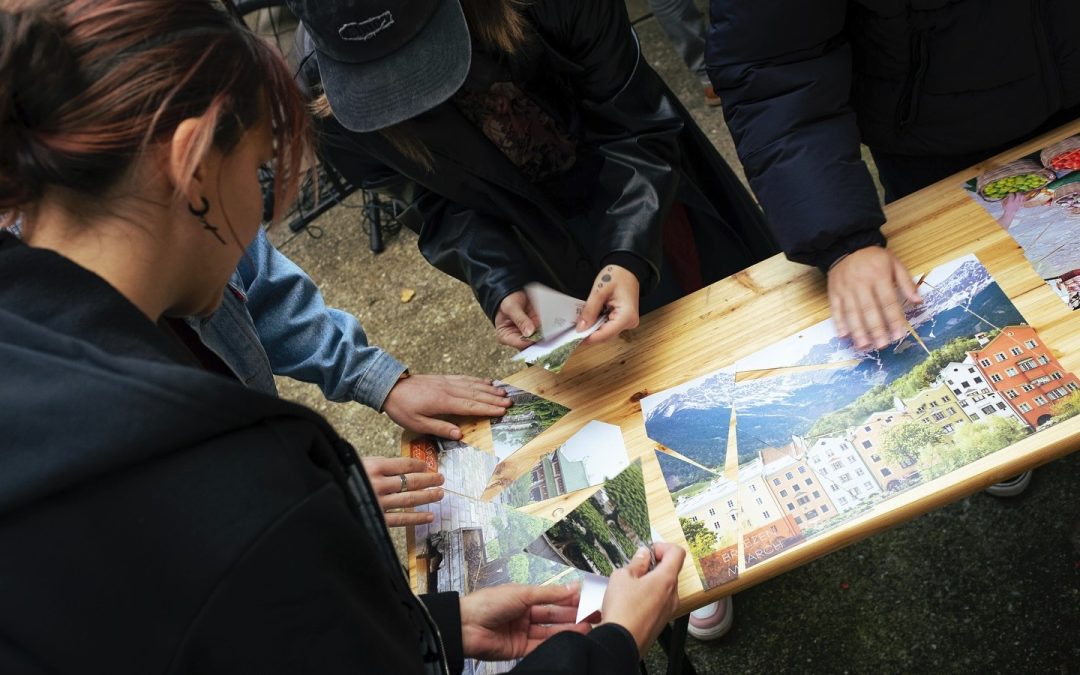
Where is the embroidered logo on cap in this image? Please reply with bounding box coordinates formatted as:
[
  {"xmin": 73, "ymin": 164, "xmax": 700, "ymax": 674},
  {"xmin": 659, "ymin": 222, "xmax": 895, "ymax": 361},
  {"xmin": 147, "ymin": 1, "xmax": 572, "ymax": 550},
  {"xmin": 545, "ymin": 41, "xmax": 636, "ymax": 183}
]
[{"xmin": 339, "ymin": 11, "xmax": 395, "ymax": 41}]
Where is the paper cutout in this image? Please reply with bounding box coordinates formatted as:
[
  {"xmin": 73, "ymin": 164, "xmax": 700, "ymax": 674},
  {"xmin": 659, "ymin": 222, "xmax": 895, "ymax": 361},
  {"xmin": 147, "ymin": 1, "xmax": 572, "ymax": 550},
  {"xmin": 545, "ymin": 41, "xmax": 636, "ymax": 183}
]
[
  {"xmin": 489, "ymin": 381, "xmax": 571, "ymax": 462},
  {"xmin": 500, "ymin": 421, "xmax": 630, "ymax": 508},
  {"xmin": 512, "ymin": 283, "xmax": 606, "ymax": 373},
  {"xmin": 525, "ymin": 460, "xmax": 651, "ymax": 577},
  {"xmin": 575, "ymin": 573, "xmax": 608, "ymax": 624},
  {"xmin": 640, "ymin": 367, "xmax": 735, "ymax": 472},
  {"xmin": 436, "ymin": 438, "xmax": 499, "ymax": 500}
]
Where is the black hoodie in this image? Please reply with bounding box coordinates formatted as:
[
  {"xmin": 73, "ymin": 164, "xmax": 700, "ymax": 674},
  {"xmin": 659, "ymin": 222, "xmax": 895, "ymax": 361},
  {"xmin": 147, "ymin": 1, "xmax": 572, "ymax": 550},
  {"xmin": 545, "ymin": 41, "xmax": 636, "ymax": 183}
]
[{"xmin": 0, "ymin": 232, "xmax": 639, "ymax": 674}]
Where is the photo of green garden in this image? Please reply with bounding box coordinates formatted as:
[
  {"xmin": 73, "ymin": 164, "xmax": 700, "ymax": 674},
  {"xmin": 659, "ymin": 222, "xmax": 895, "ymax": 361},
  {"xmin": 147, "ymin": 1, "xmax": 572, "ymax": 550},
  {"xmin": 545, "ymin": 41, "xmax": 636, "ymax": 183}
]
[
  {"xmin": 525, "ymin": 460, "xmax": 652, "ymax": 576},
  {"xmin": 489, "ymin": 382, "xmax": 571, "ymax": 461}
]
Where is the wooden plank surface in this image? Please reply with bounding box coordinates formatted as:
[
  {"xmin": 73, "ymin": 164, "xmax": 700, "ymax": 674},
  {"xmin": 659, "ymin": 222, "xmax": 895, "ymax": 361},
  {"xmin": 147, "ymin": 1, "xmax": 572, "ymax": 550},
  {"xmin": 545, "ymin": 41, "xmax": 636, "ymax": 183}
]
[{"xmin": 403, "ymin": 119, "xmax": 1080, "ymax": 618}]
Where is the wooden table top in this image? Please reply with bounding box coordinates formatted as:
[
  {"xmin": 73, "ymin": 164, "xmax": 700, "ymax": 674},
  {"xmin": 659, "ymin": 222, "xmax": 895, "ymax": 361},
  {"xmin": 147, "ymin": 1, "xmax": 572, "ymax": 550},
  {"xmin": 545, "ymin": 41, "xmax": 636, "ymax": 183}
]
[{"xmin": 404, "ymin": 119, "xmax": 1080, "ymax": 618}]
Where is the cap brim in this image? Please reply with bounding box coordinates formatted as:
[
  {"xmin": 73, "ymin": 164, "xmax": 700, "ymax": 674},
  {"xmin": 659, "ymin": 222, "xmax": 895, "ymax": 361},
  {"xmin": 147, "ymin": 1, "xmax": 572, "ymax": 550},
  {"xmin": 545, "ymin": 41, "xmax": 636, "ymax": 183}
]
[{"xmin": 316, "ymin": 0, "xmax": 472, "ymax": 133}]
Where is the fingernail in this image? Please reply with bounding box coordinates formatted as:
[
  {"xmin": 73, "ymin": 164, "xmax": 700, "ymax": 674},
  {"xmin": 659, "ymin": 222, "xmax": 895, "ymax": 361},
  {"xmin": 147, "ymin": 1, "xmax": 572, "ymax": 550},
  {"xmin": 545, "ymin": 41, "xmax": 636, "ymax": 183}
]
[
  {"xmin": 450, "ymin": 428, "xmax": 462, "ymax": 440},
  {"xmin": 434, "ymin": 488, "xmax": 444, "ymax": 498},
  {"xmin": 635, "ymin": 546, "xmax": 650, "ymax": 558},
  {"xmin": 523, "ymin": 324, "xmax": 534, "ymax": 335},
  {"xmin": 577, "ymin": 319, "xmax": 586, "ymax": 331}
]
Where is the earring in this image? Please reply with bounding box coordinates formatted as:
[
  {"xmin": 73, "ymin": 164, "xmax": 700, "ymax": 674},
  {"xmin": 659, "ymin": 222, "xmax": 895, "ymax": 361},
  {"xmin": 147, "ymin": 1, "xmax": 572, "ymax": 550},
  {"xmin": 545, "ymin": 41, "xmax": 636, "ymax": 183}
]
[{"xmin": 188, "ymin": 197, "xmax": 226, "ymax": 246}]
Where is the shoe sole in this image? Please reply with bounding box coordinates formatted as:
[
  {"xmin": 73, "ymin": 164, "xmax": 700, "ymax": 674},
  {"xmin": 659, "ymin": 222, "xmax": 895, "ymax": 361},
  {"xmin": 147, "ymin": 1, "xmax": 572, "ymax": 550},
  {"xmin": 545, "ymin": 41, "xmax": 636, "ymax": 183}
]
[
  {"xmin": 687, "ymin": 597, "xmax": 734, "ymax": 641},
  {"xmin": 984, "ymin": 471, "xmax": 1033, "ymax": 498}
]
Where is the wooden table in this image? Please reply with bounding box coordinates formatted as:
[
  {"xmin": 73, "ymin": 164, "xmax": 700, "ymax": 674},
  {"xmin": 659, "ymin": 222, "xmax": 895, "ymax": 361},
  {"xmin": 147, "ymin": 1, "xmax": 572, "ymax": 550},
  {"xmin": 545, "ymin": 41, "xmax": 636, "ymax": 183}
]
[{"xmin": 404, "ymin": 120, "xmax": 1080, "ymax": 619}]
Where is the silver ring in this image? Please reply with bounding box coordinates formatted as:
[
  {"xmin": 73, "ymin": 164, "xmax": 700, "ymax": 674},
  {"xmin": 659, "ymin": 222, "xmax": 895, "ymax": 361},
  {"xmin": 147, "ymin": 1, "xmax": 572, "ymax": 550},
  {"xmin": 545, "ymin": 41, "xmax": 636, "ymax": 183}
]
[{"xmin": 398, "ymin": 474, "xmax": 408, "ymax": 493}]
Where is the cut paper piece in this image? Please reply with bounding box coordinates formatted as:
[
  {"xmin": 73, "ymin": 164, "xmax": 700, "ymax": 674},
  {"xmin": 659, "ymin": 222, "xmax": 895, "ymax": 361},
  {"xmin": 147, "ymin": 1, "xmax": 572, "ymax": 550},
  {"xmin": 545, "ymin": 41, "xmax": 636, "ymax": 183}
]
[
  {"xmin": 408, "ymin": 436, "xmax": 439, "ymax": 473},
  {"xmin": 514, "ymin": 320, "xmax": 603, "ymax": 374},
  {"xmin": 435, "ymin": 438, "xmax": 498, "ymax": 500},
  {"xmin": 500, "ymin": 421, "xmax": 630, "ymax": 509},
  {"xmin": 737, "ymin": 455, "xmax": 804, "ymax": 568},
  {"xmin": 575, "ymin": 573, "xmax": 608, "ymax": 624},
  {"xmin": 525, "ymin": 460, "xmax": 651, "ymax": 577},
  {"xmin": 512, "ymin": 283, "xmax": 606, "ymax": 373},
  {"xmin": 654, "ymin": 448, "xmax": 720, "ymax": 495},
  {"xmin": 963, "ymin": 140, "xmax": 1080, "ymax": 311},
  {"xmin": 489, "ymin": 381, "xmax": 571, "ymax": 462},
  {"xmin": 523, "ymin": 282, "xmax": 587, "ymax": 342},
  {"xmin": 640, "ymin": 367, "xmax": 735, "ymax": 472},
  {"xmin": 734, "ymin": 318, "xmax": 863, "ymax": 373},
  {"xmin": 658, "ymin": 450, "xmax": 741, "ymax": 590},
  {"xmin": 413, "ymin": 492, "xmax": 573, "ymax": 598}
]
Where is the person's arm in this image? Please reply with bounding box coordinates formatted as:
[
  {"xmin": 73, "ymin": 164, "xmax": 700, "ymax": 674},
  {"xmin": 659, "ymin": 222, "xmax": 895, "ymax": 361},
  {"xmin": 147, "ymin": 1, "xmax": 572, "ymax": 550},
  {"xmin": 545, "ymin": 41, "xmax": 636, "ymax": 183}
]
[
  {"xmin": 238, "ymin": 228, "xmax": 405, "ymax": 410},
  {"xmin": 535, "ymin": 0, "xmax": 687, "ymax": 341},
  {"xmin": 706, "ymin": 1, "xmax": 918, "ymax": 349},
  {"xmin": 239, "ymin": 231, "xmax": 511, "ymax": 434}
]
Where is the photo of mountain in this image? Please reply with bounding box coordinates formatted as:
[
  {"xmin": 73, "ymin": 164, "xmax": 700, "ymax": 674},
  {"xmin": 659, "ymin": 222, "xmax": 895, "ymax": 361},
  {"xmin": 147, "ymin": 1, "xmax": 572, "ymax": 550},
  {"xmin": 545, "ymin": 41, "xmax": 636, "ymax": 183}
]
[{"xmin": 640, "ymin": 368, "xmax": 735, "ymax": 478}]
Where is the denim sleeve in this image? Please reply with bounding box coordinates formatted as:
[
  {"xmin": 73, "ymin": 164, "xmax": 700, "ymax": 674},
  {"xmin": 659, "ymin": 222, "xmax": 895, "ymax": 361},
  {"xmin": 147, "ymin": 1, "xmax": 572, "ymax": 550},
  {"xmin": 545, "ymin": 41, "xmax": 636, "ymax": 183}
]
[{"xmin": 239, "ymin": 229, "xmax": 407, "ymax": 410}]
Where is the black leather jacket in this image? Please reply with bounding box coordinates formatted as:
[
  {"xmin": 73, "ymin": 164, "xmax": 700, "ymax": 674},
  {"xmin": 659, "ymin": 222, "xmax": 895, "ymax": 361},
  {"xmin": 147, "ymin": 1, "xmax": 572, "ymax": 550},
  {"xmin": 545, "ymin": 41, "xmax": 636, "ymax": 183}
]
[{"xmin": 300, "ymin": 0, "xmax": 776, "ymax": 320}]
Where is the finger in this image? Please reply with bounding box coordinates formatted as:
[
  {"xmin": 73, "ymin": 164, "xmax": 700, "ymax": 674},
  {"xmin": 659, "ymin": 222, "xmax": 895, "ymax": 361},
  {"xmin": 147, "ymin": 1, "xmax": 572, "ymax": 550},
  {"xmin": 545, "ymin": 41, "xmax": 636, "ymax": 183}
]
[
  {"xmin": 651, "ymin": 542, "xmax": 687, "ymax": 571},
  {"xmin": 527, "ymin": 621, "xmax": 591, "ymax": 641},
  {"xmin": 496, "ymin": 326, "xmax": 534, "ymax": 350},
  {"xmin": 875, "ymin": 282, "xmax": 909, "ymax": 343},
  {"xmin": 894, "ymin": 258, "xmax": 922, "ymax": 305},
  {"xmin": 448, "ymin": 387, "xmax": 514, "ymax": 409},
  {"xmin": 384, "ymin": 510, "xmax": 436, "ymax": 528},
  {"xmin": 521, "ymin": 582, "xmax": 580, "ymax": 608},
  {"xmin": 829, "ymin": 285, "xmax": 849, "ymax": 338},
  {"xmin": 504, "ymin": 300, "xmax": 536, "ymax": 339},
  {"xmin": 578, "ymin": 285, "xmax": 610, "ymax": 332},
  {"xmin": 441, "ymin": 396, "xmax": 514, "ymax": 419},
  {"xmin": 445, "ymin": 378, "xmax": 510, "ymax": 400},
  {"xmin": 361, "ymin": 457, "xmax": 430, "ymax": 478},
  {"xmin": 844, "ymin": 288, "xmax": 872, "ymax": 350},
  {"xmin": 400, "ymin": 471, "xmax": 445, "ymax": 491},
  {"xmin": 861, "ymin": 283, "xmax": 894, "ymax": 349},
  {"xmin": 443, "ymin": 375, "xmax": 497, "ymax": 387},
  {"xmin": 623, "ymin": 546, "xmax": 653, "ymax": 578},
  {"xmin": 411, "ymin": 415, "xmax": 463, "ymax": 440},
  {"xmin": 528, "ymin": 602, "xmax": 580, "ymax": 626},
  {"xmin": 583, "ymin": 315, "xmax": 622, "ymax": 345},
  {"xmin": 380, "ymin": 487, "xmax": 446, "ymax": 510}
]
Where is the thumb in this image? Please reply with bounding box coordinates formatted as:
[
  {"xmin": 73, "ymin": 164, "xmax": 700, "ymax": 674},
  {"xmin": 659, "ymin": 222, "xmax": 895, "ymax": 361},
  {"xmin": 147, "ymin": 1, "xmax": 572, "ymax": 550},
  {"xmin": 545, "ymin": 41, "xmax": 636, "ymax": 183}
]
[
  {"xmin": 578, "ymin": 286, "xmax": 608, "ymax": 332},
  {"xmin": 623, "ymin": 546, "xmax": 653, "ymax": 578}
]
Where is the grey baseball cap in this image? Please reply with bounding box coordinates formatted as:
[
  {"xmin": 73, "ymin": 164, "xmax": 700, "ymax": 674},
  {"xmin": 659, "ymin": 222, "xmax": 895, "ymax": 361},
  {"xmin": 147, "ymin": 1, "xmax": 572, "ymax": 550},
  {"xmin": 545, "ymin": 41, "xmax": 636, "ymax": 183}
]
[{"xmin": 287, "ymin": 0, "xmax": 472, "ymax": 133}]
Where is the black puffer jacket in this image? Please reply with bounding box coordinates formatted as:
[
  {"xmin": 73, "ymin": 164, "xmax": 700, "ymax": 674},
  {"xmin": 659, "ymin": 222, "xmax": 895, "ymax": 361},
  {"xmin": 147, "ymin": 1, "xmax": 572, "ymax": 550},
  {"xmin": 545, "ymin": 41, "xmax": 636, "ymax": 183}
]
[
  {"xmin": 0, "ymin": 232, "xmax": 640, "ymax": 674},
  {"xmin": 300, "ymin": 0, "xmax": 777, "ymax": 320},
  {"xmin": 706, "ymin": 0, "xmax": 1080, "ymax": 270}
]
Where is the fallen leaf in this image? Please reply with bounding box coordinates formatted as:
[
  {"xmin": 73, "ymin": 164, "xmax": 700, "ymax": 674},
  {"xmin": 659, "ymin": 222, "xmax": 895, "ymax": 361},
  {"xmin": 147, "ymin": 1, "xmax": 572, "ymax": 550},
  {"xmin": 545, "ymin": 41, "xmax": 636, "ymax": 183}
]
[{"xmin": 400, "ymin": 288, "xmax": 416, "ymax": 303}]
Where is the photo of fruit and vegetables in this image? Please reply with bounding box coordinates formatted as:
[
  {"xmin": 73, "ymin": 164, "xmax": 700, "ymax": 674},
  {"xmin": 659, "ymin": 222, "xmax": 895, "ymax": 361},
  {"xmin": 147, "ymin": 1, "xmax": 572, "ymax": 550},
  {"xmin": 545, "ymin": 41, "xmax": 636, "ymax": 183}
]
[{"xmin": 965, "ymin": 133, "xmax": 1080, "ymax": 311}]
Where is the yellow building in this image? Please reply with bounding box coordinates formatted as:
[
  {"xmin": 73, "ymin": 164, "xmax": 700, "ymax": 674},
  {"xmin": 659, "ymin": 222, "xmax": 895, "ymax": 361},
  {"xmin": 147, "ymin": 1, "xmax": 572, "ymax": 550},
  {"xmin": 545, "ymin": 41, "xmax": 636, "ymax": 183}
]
[
  {"xmin": 846, "ymin": 410, "xmax": 918, "ymax": 491},
  {"xmin": 902, "ymin": 383, "xmax": 970, "ymax": 436}
]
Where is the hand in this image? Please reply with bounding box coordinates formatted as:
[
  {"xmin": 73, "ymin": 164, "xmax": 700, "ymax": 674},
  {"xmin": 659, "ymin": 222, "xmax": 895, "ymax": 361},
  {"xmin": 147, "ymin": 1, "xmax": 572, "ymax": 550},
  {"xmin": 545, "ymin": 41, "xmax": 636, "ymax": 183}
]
[
  {"xmin": 494, "ymin": 291, "xmax": 541, "ymax": 349},
  {"xmin": 360, "ymin": 457, "xmax": 445, "ymax": 527},
  {"xmin": 600, "ymin": 543, "xmax": 685, "ymax": 658},
  {"xmin": 383, "ymin": 374, "xmax": 511, "ymax": 439},
  {"xmin": 827, "ymin": 246, "xmax": 921, "ymax": 351},
  {"xmin": 578, "ymin": 264, "xmax": 640, "ymax": 345},
  {"xmin": 460, "ymin": 583, "xmax": 591, "ymax": 660}
]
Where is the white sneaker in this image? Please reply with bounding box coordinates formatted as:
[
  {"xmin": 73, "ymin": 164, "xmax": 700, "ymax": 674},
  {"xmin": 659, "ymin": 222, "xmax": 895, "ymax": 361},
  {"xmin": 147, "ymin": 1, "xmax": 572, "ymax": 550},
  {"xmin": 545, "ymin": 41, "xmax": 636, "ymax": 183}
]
[
  {"xmin": 985, "ymin": 471, "xmax": 1033, "ymax": 498},
  {"xmin": 687, "ymin": 596, "xmax": 734, "ymax": 641}
]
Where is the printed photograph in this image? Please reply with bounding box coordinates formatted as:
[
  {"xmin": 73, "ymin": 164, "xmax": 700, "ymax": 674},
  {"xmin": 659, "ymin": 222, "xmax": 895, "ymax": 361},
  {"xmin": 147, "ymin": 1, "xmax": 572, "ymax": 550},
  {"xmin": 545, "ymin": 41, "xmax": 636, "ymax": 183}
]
[
  {"xmin": 964, "ymin": 135, "xmax": 1080, "ymax": 310},
  {"xmin": 525, "ymin": 460, "xmax": 651, "ymax": 577},
  {"xmin": 488, "ymin": 382, "xmax": 571, "ymax": 461},
  {"xmin": 436, "ymin": 438, "xmax": 499, "ymax": 500},
  {"xmin": 413, "ymin": 492, "xmax": 572, "ymax": 598},
  {"xmin": 729, "ymin": 255, "xmax": 1080, "ymax": 558},
  {"xmin": 500, "ymin": 420, "xmax": 629, "ymax": 508},
  {"xmin": 640, "ymin": 367, "xmax": 735, "ymax": 477},
  {"xmin": 513, "ymin": 318, "xmax": 603, "ymax": 374},
  {"xmin": 655, "ymin": 450, "xmax": 740, "ymax": 590}
]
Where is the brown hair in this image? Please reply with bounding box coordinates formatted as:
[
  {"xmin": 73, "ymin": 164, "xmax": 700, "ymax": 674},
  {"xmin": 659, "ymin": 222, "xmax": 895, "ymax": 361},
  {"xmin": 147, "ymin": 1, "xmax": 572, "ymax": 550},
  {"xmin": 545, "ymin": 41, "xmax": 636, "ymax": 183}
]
[
  {"xmin": 311, "ymin": 0, "xmax": 529, "ymax": 171},
  {"xmin": 0, "ymin": 0, "xmax": 312, "ymax": 226}
]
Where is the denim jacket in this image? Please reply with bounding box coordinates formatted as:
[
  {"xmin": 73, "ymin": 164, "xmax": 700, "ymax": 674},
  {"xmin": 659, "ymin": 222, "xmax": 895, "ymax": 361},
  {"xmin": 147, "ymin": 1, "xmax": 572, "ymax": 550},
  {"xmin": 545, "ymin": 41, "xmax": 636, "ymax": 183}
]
[{"xmin": 188, "ymin": 229, "xmax": 407, "ymax": 411}]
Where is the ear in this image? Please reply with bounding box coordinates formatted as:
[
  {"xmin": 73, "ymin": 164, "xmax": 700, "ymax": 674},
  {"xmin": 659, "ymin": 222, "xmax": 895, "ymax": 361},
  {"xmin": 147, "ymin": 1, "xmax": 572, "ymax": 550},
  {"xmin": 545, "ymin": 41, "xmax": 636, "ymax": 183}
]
[{"xmin": 167, "ymin": 117, "xmax": 220, "ymax": 209}]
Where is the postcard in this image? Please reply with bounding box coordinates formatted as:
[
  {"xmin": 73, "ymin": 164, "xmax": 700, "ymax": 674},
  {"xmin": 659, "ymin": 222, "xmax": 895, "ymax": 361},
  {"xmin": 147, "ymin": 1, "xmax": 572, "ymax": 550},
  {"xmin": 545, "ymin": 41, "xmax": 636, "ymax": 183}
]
[
  {"xmin": 488, "ymin": 381, "xmax": 571, "ymax": 462},
  {"xmin": 524, "ymin": 460, "xmax": 651, "ymax": 577},
  {"xmin": 964, "ymin": 137, "xmax": 1080, "ymax": 310},
  {"xmin": 726, "ymin": 254, "xmax": 1080, "ymax": 565},
  {"xmin": 499, "ymin": 420, "xmax": 630, "ymax": 508},
  {"xmin": 655, "ymin": 450, "xmax": 740, "ymax": 590},
  {"xmin": 640, "ymin": 367, "xmax": 735, "ymax": 473}
]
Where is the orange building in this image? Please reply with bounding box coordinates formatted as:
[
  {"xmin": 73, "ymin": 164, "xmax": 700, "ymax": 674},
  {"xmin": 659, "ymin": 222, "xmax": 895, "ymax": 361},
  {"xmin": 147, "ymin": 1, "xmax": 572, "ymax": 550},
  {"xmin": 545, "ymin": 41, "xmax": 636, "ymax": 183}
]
[{"xmin": 970, "ymin": 326, "xmax": 1079, "ymax": 429}]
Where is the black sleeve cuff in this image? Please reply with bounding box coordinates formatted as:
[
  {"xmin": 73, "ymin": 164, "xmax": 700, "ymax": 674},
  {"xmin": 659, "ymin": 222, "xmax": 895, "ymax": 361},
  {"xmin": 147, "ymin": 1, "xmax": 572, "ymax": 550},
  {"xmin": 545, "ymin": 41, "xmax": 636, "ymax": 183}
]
[
  {"xmin": 420, "ymin": 592, "xmax": 464, "ymax": 675},
  {"xmin": 807, "ymin": 229, "xmax": 888, "ymax": 274},
  {"xmin": 601, "ymin": 251, "xmax": 655, "ymax": 288}
]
